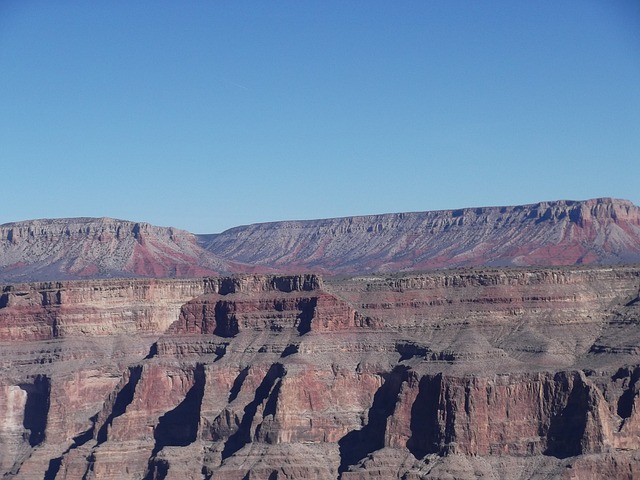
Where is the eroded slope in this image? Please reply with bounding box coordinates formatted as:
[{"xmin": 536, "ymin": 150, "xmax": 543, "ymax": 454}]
[
  {"xmin": 0, "ymin": 218, "xmax": 261, "ymax": 282},
  {"xmin": 200, "ymin": 198, "xmax": 640, "ymax": 273},
  {"xmin": 1, "ymin": 267, "xmax": 639, "ymax": 479}
]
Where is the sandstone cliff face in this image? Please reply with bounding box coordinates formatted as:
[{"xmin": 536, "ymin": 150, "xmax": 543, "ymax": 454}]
[
  {"xmin": 0, "ymin": 278, "xmax": 207, "ymax": 341},
  {"xmin": 200, "ymin": 198, "xmax": 640, "ymax": 273},
  {"xmin": 1, "ymin": 267, "xmax": 640, "ymax": 479}
]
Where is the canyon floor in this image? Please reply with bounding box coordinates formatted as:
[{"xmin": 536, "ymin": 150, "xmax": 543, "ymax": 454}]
[{"xmin": 1, "ymin": 265, "xmax": 639, "ymax": 479}]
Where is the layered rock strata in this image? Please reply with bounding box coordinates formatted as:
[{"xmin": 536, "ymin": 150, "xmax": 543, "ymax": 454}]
[
  {"xmin": 1, "ymin": 267, "xmax": 640, "ymax": 478},
  {"xmin": 0, "ymin": 218, "xmax": 261, "ymax": 282},
  {"xmin": 2, "ymin": 198, "xmax": 640, "ymax": 282},
  {"xmin": 200, "ymin": 197, "xmax": 640, "ymax": 273}
]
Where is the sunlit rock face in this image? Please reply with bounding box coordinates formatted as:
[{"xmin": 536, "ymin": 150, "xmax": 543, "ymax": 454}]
[
  {"xmin": 0, "ymin": 218, "xmax": 263, "ymax": 283},
  {"xmin": 1, "ymin": 267, "xmax": 640, "ymax": 479},
  {"xmin": 3, "ymin": 198, "xmax": 640, "ymax": 283},
  {"xmin": 200, "ymin": 197, "xmax": 640, "ymax": 273}
]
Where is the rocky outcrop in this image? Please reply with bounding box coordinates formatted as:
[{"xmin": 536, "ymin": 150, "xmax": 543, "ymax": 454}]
[
  {"xmin": 2, "ymin": 198, "xmax": 640, "ymax": 282},
  {"xmin": 200, "ymin": 197, "xmax": 640, "ymax": 273},
  {"xmin": 1, "ymin": 267, "xmax": 640, "ymax": 478},
  {"xmin": 0, "ymin": 218, "xmax": 262, "ymax": 282},
  {"xmin": 0, "ymin": 278, "xmax": 207, "ymax": 341}
]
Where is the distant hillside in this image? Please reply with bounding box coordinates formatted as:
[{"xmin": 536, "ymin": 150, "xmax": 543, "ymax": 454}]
[
  {"xmin": 0, "ymin": 218, "xmax": 262, "ymax": 282},
  {"xmin": 1, "ymin": 198, "xmax": 639, "ymax": 282},
  {"xmin": 198, "ymin": 198, "xmax": 640, "ymax": 274}
]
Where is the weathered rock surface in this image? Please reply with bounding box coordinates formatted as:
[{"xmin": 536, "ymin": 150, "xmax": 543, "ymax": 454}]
[
  {"xmin": 2, "ymin": 198, "xmax": 640, "ymax": 282},
  {"xmin": 1, "ymin": 266, "xmax": 640, "ymax": 478},
  {"xmin": 0, "ymin": 218, "xmax": 262, "ymax": 282},
  {"xmin": 200, "ymin": 197, "xmax": 640, "ymax": 273}
]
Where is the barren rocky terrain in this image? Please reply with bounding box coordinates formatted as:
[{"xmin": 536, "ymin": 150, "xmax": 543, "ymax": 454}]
[
  {"xmin": 2, "ymin": 198, "xmax": 640, "ymax": 282},
  {"xmin": 199, "ymin": 198, "xmax": 640, "ymax": 274},
  {"xmin": 1, "ymin": 266, "xmax": 640, "ymax": 479},
  {"xmin": 1, "ymin": 198, "xmax": 640, "ymax": 479},
  {"xmin": 0, "ymin": 218, "xmax": 262, "ymax": 283}
]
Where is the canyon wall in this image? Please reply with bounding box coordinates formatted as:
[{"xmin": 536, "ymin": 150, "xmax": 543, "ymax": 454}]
[
  {"xmin": 1, "ymin": 267, "xmax": 639, "ymax": 478},
  {"xmin": 2, "ymin": 198, "xmax": 640, "ymax": 283},
  {"xmin": 200, "ymin": 197, "xmax": 640, "ymax": 273},
  {"xmin": 0, "ymin": 218, "xmax": 260, "ymax": 283}
]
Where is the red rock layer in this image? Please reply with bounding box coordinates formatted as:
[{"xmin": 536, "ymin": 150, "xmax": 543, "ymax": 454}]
[
  {"xmin": 200, "ymin": 197, "xmax": 640, "ymax": 273},
  {"xmin": 0, "ymin": 268, "xmax": 639, "ymax": 479},
  {"xmin": 2, "ymin": 198, "xmax": 640, "ymax": 282},
  {"xmin": 0, "ymin": 218, "xmax": 261, "ymax": 282}
]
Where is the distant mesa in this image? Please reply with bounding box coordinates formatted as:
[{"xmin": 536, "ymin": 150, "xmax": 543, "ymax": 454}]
[
  {"xmin": 198, "ymin": 197, "xmax": 640, "ymax": 274},
  {"xmin": 1, "ymin": 198, "xmax": 640, "ymax": 282},
  {"xmin": 0, "ymin": 217, "xmax": 261, "ymax": 283}
]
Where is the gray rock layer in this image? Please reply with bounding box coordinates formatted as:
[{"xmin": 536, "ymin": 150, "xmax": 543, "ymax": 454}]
[
  {"xmin": 199, "ymin": 197, "xmax": 640, "ymax": 273},
  {"xmin": 2, "ymin": 197, "xmax": 640, "ymax": 281},
  {"xmin": 1, "ymin": 266, "xmax": 640, "ymax": 479}
]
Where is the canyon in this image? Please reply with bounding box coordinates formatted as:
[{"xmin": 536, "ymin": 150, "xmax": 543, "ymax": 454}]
[
  {"xmin": 1, "ymin": 266, "xmax": 640, "ymax": 479},
  {"xmin": 1, "ymin": 197, "xmax": 640, "ymax": 479},
  {"xmin": 1, "ymin": 198, "xmax": 640, "ymax": 282}
]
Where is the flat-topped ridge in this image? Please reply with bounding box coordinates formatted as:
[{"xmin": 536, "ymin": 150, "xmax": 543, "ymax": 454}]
[
  {"xmin": 201, "ymin": 198, "xmax": 640, "ymax": 273},
  {"xmin": 2, "ymin": 198, "xmax": 640, "ymax": 282}
]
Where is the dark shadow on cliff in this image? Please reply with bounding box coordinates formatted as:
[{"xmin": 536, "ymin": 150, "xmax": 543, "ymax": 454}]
[
  {"xmin": 97, "ymin": 365, "xmax": 143, "ymax": 444},
  {"xmin": 229, "ymin": 366, "xmax": 250, "ymax": 403},
  {"xmin": 213, "ymin": 301, "xmax": 239, "ymax": 337},
  {"xmin": 143, "ymin": 364, "xmax": 207, "ymax": 480},
  {"xmin": 338, "ymin": 366, "xmax": 408, "ymax": 475},
  {"xmin": 21, "ymin": 375, "xmax": 51, "ymax": 447},
  {"xmin": 152, "ymin": 363, "xmax": 206, "ymax": 454},
  {"xmin": 221, "ymin": 363, "xmax": 285, "ymax": 461},
  {"xmin": 144, "ymin": 342, "xmax": 158, "ymax": 359},
  {"xmin": 545, "ymin": 373, "xmax": 589, "ymax": 458},
  {"xmin": 407, "ymin": 374, "xmax": 443, "ymax": 458},
  {"xmin": 44, "ymin": 417, "xmax": 96, "ymax": 480},
  {"xmin": 614, "ymin": 366, "xmax": 640, "ymax": 420},
  {"xmin": 280, "ymin": 344, "xmax": 299, "ymax": 357},
  {"xmin": 144, "ymin": 459, "xmax": 169, "ymax": 480},
  {"xmin": 297, "ymin": 297, "xmax": 317, "ymax": 335}
]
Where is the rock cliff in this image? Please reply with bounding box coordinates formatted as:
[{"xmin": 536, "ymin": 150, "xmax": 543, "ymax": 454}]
[
  {"xmin": 2, "ymin": 198, "xmax": 640, "ymax": 282},
  {"xmin": 1, "ymin": 266, "xmax": 640, "ymax": 479},
  {"xmin": 0, "ymin": 218, "xmax": 261, "ymax": 283},
  {"xmin": 199, "ymin": 197, "xmax": 640, "ymax": 273}
]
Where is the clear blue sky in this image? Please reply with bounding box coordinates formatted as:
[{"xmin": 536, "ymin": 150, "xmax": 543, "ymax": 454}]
[{"xmin": 1, "ymin": 1, "xmax": 639, "ymax": 233}]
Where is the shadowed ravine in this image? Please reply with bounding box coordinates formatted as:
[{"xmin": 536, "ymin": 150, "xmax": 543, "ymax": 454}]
[{"xmin": 2, "ymin": 267, "xmax": 640, "ymax": 479}]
